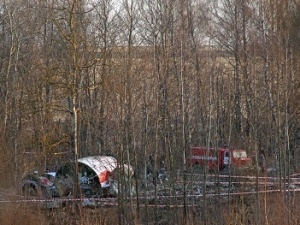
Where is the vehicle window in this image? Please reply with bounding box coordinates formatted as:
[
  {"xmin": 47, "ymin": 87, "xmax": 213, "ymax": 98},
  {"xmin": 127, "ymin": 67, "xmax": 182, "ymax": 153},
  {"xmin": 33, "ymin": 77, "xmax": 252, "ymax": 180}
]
[{"xmin": 233, "ymin": 151, "xmax": 247, "ymax": 158}]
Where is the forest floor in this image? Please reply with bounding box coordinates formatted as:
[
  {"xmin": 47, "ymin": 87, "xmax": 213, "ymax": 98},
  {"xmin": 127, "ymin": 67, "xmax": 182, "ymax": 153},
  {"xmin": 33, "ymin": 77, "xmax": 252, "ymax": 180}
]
[{"xmin": 1, "ymin": 170, "xmax": 300, "ymax": 224}]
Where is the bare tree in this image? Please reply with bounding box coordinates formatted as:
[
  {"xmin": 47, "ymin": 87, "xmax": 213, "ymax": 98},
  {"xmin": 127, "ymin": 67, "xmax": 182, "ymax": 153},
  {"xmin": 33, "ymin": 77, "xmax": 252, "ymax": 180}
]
[{"xmin": 48, "ymin": 0, "xmax": 96, "ymax": 198}]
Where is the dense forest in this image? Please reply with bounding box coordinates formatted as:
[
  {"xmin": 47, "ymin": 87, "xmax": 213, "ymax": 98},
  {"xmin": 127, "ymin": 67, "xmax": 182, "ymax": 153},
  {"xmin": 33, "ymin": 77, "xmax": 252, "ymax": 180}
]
[{"xmin": 1, "ymin": 0, "xmax": 300, "ymax": 224}]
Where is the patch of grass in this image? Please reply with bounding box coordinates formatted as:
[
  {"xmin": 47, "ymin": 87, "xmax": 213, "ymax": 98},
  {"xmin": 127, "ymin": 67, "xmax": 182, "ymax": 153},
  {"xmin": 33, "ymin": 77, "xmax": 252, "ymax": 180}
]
[
  {"xmin": 0, "ymin": 204, "xmax": 46, "ymax": 225},
  {"xmin": 2, "ymin": 192, "xmax": 300, "ymax": 224}
]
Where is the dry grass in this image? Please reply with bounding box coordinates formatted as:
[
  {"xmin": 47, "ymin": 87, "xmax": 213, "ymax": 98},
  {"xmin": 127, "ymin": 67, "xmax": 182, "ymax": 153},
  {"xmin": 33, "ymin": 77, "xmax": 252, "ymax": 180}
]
[
  {"xmin": 0, "ymin": 203, "xmax": 120, "ymax": 225},
  {"xmin": 221, "ymin": 192, "xmax": 300, "ymax": 225},
  {"xmin": 1, "ymin": 192, "xmax": 300, "ymax": 224},
  {"xmin": 0, "ymin": 204, "xmax": 47, "ymax": 225}
]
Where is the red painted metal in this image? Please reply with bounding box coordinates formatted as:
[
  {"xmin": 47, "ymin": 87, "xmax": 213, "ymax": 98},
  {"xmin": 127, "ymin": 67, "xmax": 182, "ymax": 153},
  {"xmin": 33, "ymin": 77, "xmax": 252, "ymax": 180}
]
[{"xmin": 188, "ymin": 146, "xmax": 252, "ymax": 171}]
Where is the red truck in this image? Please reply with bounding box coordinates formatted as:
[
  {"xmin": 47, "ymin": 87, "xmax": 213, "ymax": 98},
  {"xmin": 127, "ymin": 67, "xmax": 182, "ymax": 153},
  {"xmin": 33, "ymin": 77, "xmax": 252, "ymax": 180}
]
[{"xmin": 188, "ymin": 146, "xmax": 252, "ymax": 172}]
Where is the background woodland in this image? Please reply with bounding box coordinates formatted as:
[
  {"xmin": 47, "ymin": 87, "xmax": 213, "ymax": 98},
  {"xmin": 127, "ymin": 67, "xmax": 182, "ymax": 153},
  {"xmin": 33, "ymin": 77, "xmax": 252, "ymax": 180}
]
[{"xmin": 1, "ymin": 0, "xmax": 300, "ymax": 192}]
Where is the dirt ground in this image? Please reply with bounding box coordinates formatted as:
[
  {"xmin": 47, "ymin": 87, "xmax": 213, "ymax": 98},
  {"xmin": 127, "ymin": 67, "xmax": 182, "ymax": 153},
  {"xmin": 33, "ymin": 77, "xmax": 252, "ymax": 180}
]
[{"xmin": 2, "ymin": 189, "xmax": 300, "ymax": 225}]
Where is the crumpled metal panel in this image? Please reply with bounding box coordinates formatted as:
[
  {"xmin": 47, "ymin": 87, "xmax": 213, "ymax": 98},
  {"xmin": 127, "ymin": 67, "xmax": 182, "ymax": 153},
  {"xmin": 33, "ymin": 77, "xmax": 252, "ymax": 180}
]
[{"xmin": 78, "ymin": 156, "xmax": 118, "ymax": 175}]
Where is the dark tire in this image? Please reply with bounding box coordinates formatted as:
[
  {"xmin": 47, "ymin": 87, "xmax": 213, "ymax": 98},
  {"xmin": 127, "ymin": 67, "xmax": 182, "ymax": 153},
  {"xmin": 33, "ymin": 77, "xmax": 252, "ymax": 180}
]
[{"xmin": 22, "ymin": 183, "xmax": 37, "ymax": 196}]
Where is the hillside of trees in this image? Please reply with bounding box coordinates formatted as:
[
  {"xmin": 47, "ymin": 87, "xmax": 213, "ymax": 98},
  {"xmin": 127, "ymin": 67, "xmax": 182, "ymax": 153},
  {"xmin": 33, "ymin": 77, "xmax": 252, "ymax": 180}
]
[{"xmin": 1, "ymin": 0, "xmax": 300, "ymax": 224}]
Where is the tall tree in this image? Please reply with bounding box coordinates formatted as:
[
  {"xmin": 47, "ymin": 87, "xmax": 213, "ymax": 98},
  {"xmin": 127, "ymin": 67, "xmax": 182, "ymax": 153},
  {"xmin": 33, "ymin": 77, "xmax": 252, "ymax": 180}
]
[{"xmin": 49, "ymin": 0, "xmax": 95, "ymax": 198}]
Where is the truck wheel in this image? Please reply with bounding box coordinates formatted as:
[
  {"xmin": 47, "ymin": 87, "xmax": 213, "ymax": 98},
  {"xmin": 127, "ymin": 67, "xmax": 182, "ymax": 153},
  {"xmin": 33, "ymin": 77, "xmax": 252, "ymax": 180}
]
[{"xmin": 22, "ymin": 183, "xmax": 37, "ymax": 196}]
